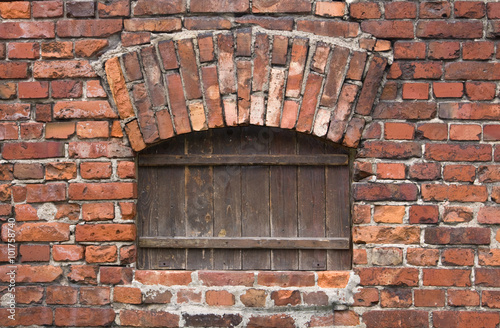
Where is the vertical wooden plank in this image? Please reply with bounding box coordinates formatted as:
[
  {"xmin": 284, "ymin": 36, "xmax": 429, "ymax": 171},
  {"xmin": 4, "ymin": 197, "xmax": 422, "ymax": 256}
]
[
  {"xmin": 185, "ymin": 131, "xmax": 214, "ymax": 270},
  {"xmin": 297, "ymin": 134, "xmax": 327, "ymax": 270},
  {"xmin": 326, "ymin": 163, "xmax": 351, "ymax": 270},
  {"xmin": 139, "ymin": 136, "xmax": 186, "ymax": 270},
  {"xmin": 213, "ymin": 128, "xmax": 242, "ymax": 269},
  {"xmin": 241, "ymin": 126, "xmax": 271, "ymax": 270},
  {"xmin": 270, "ymin": 129, "xmax": 299, "ymax": 270},
  {"xmin": 137, "ymin": 165, "xmax": 157, "ymax": 269}
]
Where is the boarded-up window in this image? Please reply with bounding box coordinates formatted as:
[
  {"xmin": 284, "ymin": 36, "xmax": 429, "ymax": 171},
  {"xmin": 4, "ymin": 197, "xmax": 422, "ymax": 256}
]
[{"xmin": 138, "ymin": 127, "xmax": 351, "ymax": 270}]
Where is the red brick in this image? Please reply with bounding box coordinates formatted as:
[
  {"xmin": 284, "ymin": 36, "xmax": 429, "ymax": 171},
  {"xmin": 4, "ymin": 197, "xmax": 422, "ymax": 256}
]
[
  {"xmin": 284, "ymin": 38, "xmax": 308, "ymax": 98},
  {"xmin": 26, "ymin": 183, "xmax": 66, "ymax": 203},
  {"xmin": 206, "ymin": 290, "xmax": 235, "ymax": 306},
  {"xmin": 425, "ymin": 144, "xmax": 491, "ymax": 162},
  {"xmin": 479, "ymin": 249, "xmax": 500, "ymax": 266},
  {"xmin": 315, "ymin": 2, "xmax": 345, "ymax": 17},
  {"xmin": 0, "ymin": 62, "xmax": 29, "ymax": 79},
  {"xmin": 56, "ymin": 19, "xmax": 121, "ymax": 37},
  {"xmin": 350, "ymin": 2, "xmax": 381, "ymax": 19},
  {"xmin": 85, "ymin": 245, "xmax": 117, "ymax": 263},
  {"xmin": 53, "ymin": 245, "xmax": 84, "ymax": 261},
  {"xmin": 477, "ymin": 268, "xmax": 500, "ymax": 287},
  {"xmin": 41, "ymin": 41, "xmax": 73, "ymax": 59},
  {"xmin": 271, "ymin": 290, "xmax": 301, "ymax": 306},
  {"xmin": 433, "ymin": 82, "xmax": 463, "ymax": 98},
  {"xmin": 317, "ymin": 271, "xmax": 351, "ymax": 288},
  {"xmin": 346, "ymin": 51, "xmax": 367, "ymax": 81},
  {"xmin": 8, "ymin": 42, "xmax": 40, "ymax": 60},
  {"xmin": 372, "ymin": 247, "xmax": 403, "ymax": 266},
  {"xmin": 19, "ymin": 122, "xmax": 42, "ymax": 139},
  {"xmin": 444, "ymin": 62, "xmax": 500, "ymax": 80},
  {"xmin": 373, "ymin": 102, "xmax": 436, "ymax": 120},
  {"xmin": 409, "ymin": 162, "xmax": 441, "ymax": 180},
  {"xmin": 240, "ymin": 289, "xmax": 267, "ymax": 307},
  {"xmin": 119, "ymin": 202, "xmax": 136, "ymax": 220},
  {"xmin": 0, "ymin": 82, "xmax": 16, "ymax": 100},
  {"xmin": 197, "ymin": 34, "xmax": 215, "ymax": 62},
  {"xmin": 486, "ymin": 126, "xmax": 500, "ymax": 142},
  {"xmin": 0, "ymin": 21, "xmax": 54, "ymax": 39},
  {"xmin": 46, "ymin": 122, "xmax": 75, "ymax": 139},
  {"xmin": 35, "ymin": 103, "xmax": 52, "ymax": 122},
  {"xmin": 253, "ymin": 0, "xmax": 310, "ymax": 13},
  {"xmin": 0, "ymin": 123, "xmax": 18, "ymax": 140},
  {"xmin": 46, "ymin": 162, "xmax": 77, "ymax": 180},
  {"xmin": 113, "ymin": 286, "xmax": 142, "ymax": 304},
  {"xmin": 121, "ymin": 32, "xmax": 150, "ymax": 47},
  {"xmin": 442, "ymin": 248, "xmax": 474, "ymax": 266},
  {"xmin": 47, "ymin": 286, "xmax": 77, "ymax": 305},
  {"xmin": 420, "ymin": 2, "xmax": 451, "ymax": 18},
  {"xmin": 55, "ymin": 204, "xmax": 79, "ymax": 221},
  {"xmin": 443, "ymin": 206, "xmax": 473, "ymax": 224},
  {"xmin": 69, "ymin": 182, "xmax": 136, "ymax": 200},
  {"xmin": 297, "ymin": 19, "xmax": 359, "ymax": 38},
  {"xmin": 124, "ymin": 18, "xmax": 182, "ymax": 32},
  {"xmin": 361, "ymin": 21, "xmax": 414, "ymax": 39},
  {"xmin": 425, "ymin": 227, "xmax": 490, "ymax": 245},
  {"xmin": 120, "ymin": 310, "xmax": 180, "ymax": 327},
  {"xmin": 0, "ymin": 307, "xmax": 53, "ymax": 326},
  {"xmin": 184, "ymin": 17, "xmax": 231, "ymax": 30},
  {"xmin": 409, "ymin": 205, "xmax": 439, "ymax": 224},
  {"xmin": 384, "ymin": 122, "xmax": 415, "ymax": 140},
  {"xmin": 258, "ymin": 272, "xmax": 315, "ymax": 287},
  {"xmin": 68, "ymin": 141, "xmax": 133, "ymax": 159},
  {"xmin": 354, "ymin": 183, "xmax": 418, "ymax": 201},
  {"xmin": 119, "ymin": 245, "xmax": 136, "ymax": 264},
  {"xmin": 135, "ymin": 270, "xmax": 191, "ymax": 286},
  {"xmin": 296, "ymin": 73, "xmax": 323, "ymax": 133},
  {"xmin": 482, "ymin": 291, "xmax": 500, "ymax": 309},
  {"xmin": 394, "ymin": 42, "xmax": 426, "ymax": 59},
  {"xmin": 177, "ymin": 39, "xmax": 202, "ymax": 100},
  {"xmin": 443, "ymin": 164, "xmax": 475, "ymax": 182},
  {"xmin": 352, "ymin": 204, "xmax": 370, "ymax": 224},
  {"xmin": 75, "ymin": 224, "xmax": 136, "ymax": 241},
  {"xmin": 163, "ymin": 73, "xmax": 190, "ymax": 134},
  {"xmin": 3, "ymin": 222, "xmax": 70, "ymax": 242},
  {"xmin": 248, "ymin": 314, "xmax": 295, "ymax": 328},
  {"xmin": 0, "ymin": 1, "xmax": 30, "ymax": 18},
  {"xmin": 380, "ymin": 288, "xmax": 412, "ymax": 308},
  {"xmin": 384, "ymin": 2, "xmax": 417, "ymax": 19},
  {"xmin": 75, "ymin": 39, "xmax": 109, "ymax": 58},
  {"xmin": 353, "ymin": 288, "xmax": 379, "ymax": 307},
  {"xmin": 359, "ymin": 141, "xmax": 421, "ymax": 160},
  {"xmin": 110, "ymin": 121, "xmax": 123, "ymax": 138},
  {"xmin": 105, "ymin": 57, "xmax": 135, "ymax": 119},
  {"xmin": 455, "ymin": 1, "xmax": 485, "ymax": 18},
  {"xmin": 465, "ymin": 82, "xmax": 496, "ymax": 101},
  {"xmin": 376, "ymin": 163, "xmax": 406, "ymax": 180},
  {"xmin": 19, "ymin": 244, "xmax": 50, "ymax": 262},
  {"xmin": 15, "ymin": 286, "xmax": 44, "ymax": 304},
  {"xmin": 55, "ymin": 308, "xmax": 115, "ymax": 327},
  {"xmin": 415, "ymin": 123, "xmax": 446, "ymax": 141},
  {"xmin": 353, "ymin": 226, "xmax": 420, "ymax": 244},
  {"xmin": 100, "ymin": 266, "xmax": 133, "ymax": 285},
  {"xmin": 417, "ymin": 21, "xmax": 482, "ymax": 38},
  {"xmin": 80, "ymin": 286, "xmax": 111, "ymax": 305},
  {"xmin": 199, "ymin": 271, "xmax": 254, "ymax": 287},
  {"xmin": 98, "ymin": 0, "xmax": 130, "ymax": 17},
  {"xmin": 389, "ymin": 61, "xmax": 443, "ymax": 80},
  {"xmin": 117, "ymin": 161, "xmax": 136, "ymax": 179},
  {"xmin": 52, "ymin": 80, "xmax": 83, "ymax": 98},
  {"xmin": 448, "ymin": 289, "xmax": 480, "ymax": 307},
  {"xmin": 67, "ymin": 265, "xmax": 98, "ymax": 284},
  {"xmin": 428, "ymin": 41, "xmax": 458, "ymax": 60},
  {"xmin": 423, "ymin": 269, "xmax": 471, "ymax": 287},
  {"xmin": 235, "ymin": 16, "xmax": 294, "ymax": 31},
  {"xmin": 488, "ymin": 2, "xmax": 500, "ymax": 18},
  {"xmin": 82, "ymin": 202, "xmax": 114, "ymax": 221},
  {"xmin": 252, "ymin": 33, "xmax": 270, "ymax": 92},
  {"xmin": 356, "ymin": 56, "xmax": 388, "ymax": 115},
  {"xmin": 33, "ymin": 60, "xmax": 96, "ymax": 78},
  {"xmin": 356, "ymin": 268, "xmax": 419, "ymax": 287},
  {"xmin": 479, "ymin": 165, "xmax": 500, "ymax": 183},
  {"xmin": 33, "ymin": 1, "xmax": 63, "ymax": 18},
  {"xmin": 14, "ymin": 204, "xmax": 38, "ymax": 221},
  {"xmin": 414, "ymin": 289, "xmax": 445, "ymax": 307},
  {"xmin": 143, "ymin": 288, "xmax": 172, "ymax": 304},
  {"xmin": 433, "ymin": 311, "xmax": 499, "ymax": 328},
  {"xmin": 66, "ymin": 1, "xmax": 95, "ymax": 17},
  {"xmin": 133, "ymin": 0, "xmax": 184, "ymax": 15},
  {"xmin": 77, "ymin": 121, "xmax": 110, "ymax": 139},
  {"xmin": 463, "ymin": 41, "xmax": 494, "ymax": 60},
  {"xmin": 86, "ymin": 80, "xmax": 106, "ymax": 98}
]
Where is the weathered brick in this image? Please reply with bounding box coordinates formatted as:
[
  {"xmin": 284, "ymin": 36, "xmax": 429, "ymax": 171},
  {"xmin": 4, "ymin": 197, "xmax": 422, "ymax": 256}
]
[
  {"xmin": 8, "ymin": 42, "xmax": 40, "ymax": 60},
  {"xmin": 98, "ymin": 0, "xmax": 129, "ymax": 17},
  {"xmin": 191, "ymin": 0, "xmax": 248, "ymax": 13},
  {"xmin": 177, "ymin": 39, "xmax": 202, "ymax": 100},
  {"xmin": 253, "ymin": 33, "xmax": 270, "ymax": 92},
  {"xmin": 361, "ymin": 21, "xmax": 414, "ymax": 39},
  {"xmin": 121, "ymin": 32, "xmax": 150, "ymax": 47},
  {"xmin": 68, "ymin": 141, "xmax": 133, "ymax": 158},
  {"xmin": 47, "ymin": 286, "xmax": 77, "ymax": 305},
  {"xmin": 433, "ymin": 311, "xmax": 500, "ymax": 328},
  {"xmin": 442, "ymin": 248, "xmax": 474, "ymax": 266},
  {"xmin": 184, "ymin": 17, "xmax": 231, "ymax": 30},
  {"xmin": 248, "ymin": 314, "xmax": 295, "ymax": 328},
  {"xmin": 455, "ymin": 1, "xmax": 485, "ymax": 18},
  {"xmin": 2, "ymin": 222, "xmax": 70, "ymax": 242},
  {"xmin": 55, "ymin": 308, "xmax": 115, "ymax": 327},
  {"xmin": 52, "ymin": 80, "xmax": 83, "ymax": 99},
  {"xmin": 77, "ymin": 121, "xmax": 110, "ymax": 139},
  {"xmin": 124, "ymin": 18, "xmax": 182, "ymax": 32},
  {"xmin": 120, "ymin": 310, "xmax": 179, "ymax": 327},
  {"xmin": 15, "ymin": 286, "xmax": 44, "ymax": 304},
  {"xmin": 0, "ymin": 22, "xmax": 54, "ymax": 39},
  {"xmin": 394, "ymin": 41, "xmax": 426, "ymax": 59},
  {"xmin": 144, "ymin": 289, "xmax": 172, "ymax": 304},
  {"xmin": 444, "ymin": 62, "xmax": 500, "ymax": 80},
  {"xmin": 241, "ymin": 289, "xmax": 267, "ymax": 307},
  {"xmin": 357, "ymin": 268, "xmax": 419, "ymax": 287},
  {"xmin": 372, "ymin": 205, "xmax": 405, "ymax": 223},
  {"xmin": 0, "ymin": 62, "xmax": 29, "ymax": 79},
  {"xmin": 0, "ymin": 307, "xmax": 53, "ymax": 326},
  {"xmin": 425, "ymin": 227, "xmax": 490, "ymax": 245},
  {"xmin": 165, "ymin": 73, "xmax": 191, "ymax": 134},
  {"xmin": 135, "ymin": 270, "xmax": 192, "ymax": 286},
  {"xmin": 385, "ymin": 2, "xmax": 417, "ymax": 19},
  {"xmin": 380, "ymin": 288, "xmax": 412, "ymax": 308},
  {"xmin": 19, "ymin": 244, "xmax": 50, "ymax": 262},
  {"xmin": 364, "ymin": 310, "xmax": 428, "ymax": 328},
  {"xmin": 315, "ymin": 1, "xmax": 345, "ymax": 17},
  {"xmin": 46, "ymin": 162, "xmax": 77, "ymax": 180},
  {"xmin": 353, "ymin": 226, "xmax": 420, "ymax": 244},
  {"xmin": 80, "ymin": 286, "xmax": 111, "ymax": 305},
  {"xmin": 86, "ymin": 80, "xmax": 107, "ymax": 98},
  {"xmin": 237, "ymin": 61, "xmax": 251, "ymax": 124},
  {"xmin": 75, "ymin": 224, "xmax": 136, "ymax": 242},
  {"xmin": 54, "ymin": 100, "xmax": 116, "ymax": 119},
  {"xmin": 53, "ymin": 245, "xmax": 84, "ymax": 261},
  {"xmin": 356, "ymin": 56, "xmax": 388, "ymax": 115},
  {"xmin": 33, "ymin": 60, "xmax": 96, "ymax": 78},
  {"xmin": 258, "ymin": 272, "xmax": 315, "ymax": 287},
  {"xmin": 217, "ymin": 33, "xmax": 236, "ymax": 94},
  {"xmin": 201, "ymin": 66, "xmax": 224, "ymax": 128},
  {"xmin": 132, "ymin": 83, "xmax": 159, "ymax": 143},
  {"xmin": 235, "ymin": 15, "xmax": 293, "ymax": 31},
  {"xmin": 86, "ymin": 245, "xmax": 117, "ymax": 263},
  {"xmin": 68, "ymin": 265, "xmax": 98, "ymax": 284},
  {"xmin": 82, "ymin": 202, "xmax": 114, "ymax": 221},
  {"xmin": 297, "ymin": 19, "xmax": 359, "ymax": 38},
  {"xmin": 374, "ymin": 102, "xmax": 436, "ymax": 120},
  {"xmin": 134, "ymin": 0, "xmax": 184, "ymax": 15},
  {"xmin": 69, "ymin": 182, "xmax": 136, "ymax": 200},
  {"xmin": 296, "ymin": 73, "xmax": 323, "ymax": 133},
  {"xmin": 100, "ymin": 266, "xmax": 133, "ymax": 285},
  {"xmin": 417, "ymin": 21, "xmax": 483, "ymax": 38},
  {"xmin": 271, "ymin": 290, "xmax": 300, "ymax": 306},
  {"xmin": 57, "ymin": 19, "xmax": 121, "ymax": 37},
  {"xmin": 285, "ymin": 38, "xmax": 309, "ymax": 98},
  {"xmin": 425, "ymin": 143, "xmax": 491, "ymax": 162},
  {"xmin": 350, "ymin": 2, "xmax": 381, "ymax": 19},
  {"xmin": 206, "ymin": 290, "xmax": 235, "ymax": 306},
  {"xmin": 33, "ymin": 1, "xmax": 63, "ymax": 18},
  {"xmin": 448, "ymin": 289, "xmax": 480, "ymax": 307},
  {"xmin": 75, "ymin": 39, "xmax": 108, "ymax": 58},
  {"xmin": 443, "ymin": 164, "xmax": 476, "ymax": 182},
  {"xmin": 465, "ymin": 82, "xmax": 496, "ymax": 101}
]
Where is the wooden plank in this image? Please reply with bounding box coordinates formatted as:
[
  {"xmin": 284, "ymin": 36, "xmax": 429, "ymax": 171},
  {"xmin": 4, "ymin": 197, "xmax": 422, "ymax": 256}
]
[
  {"xmin": 137, "ymin": 164, "xmax": 157, "ymax": 269},
  {"xmin": 139, "ymin": 136, "xmax": 187, "ymax": 270},
  {"xmin": 270, "ymin": 129, "xmax": 299, "ymax": 270},
  {"xmin": 139, "ymin": 154, "xmax": 348, "ymax": 166},
  {"xmin": 212, "ymin": 128, "xmax": 242, "ymax": 269},
  {"xmin": 326, "ymin": 164, "xmax": 351, "ymax": 270},
  {"xmin": 185, "ymin": 131, "xmax": 214, "ymax": 270},
  {"xmin": 241, "ymin": 126, "xmax": 271, "ymax": 269},
  {"xmin": 139, "ymin": 237, "xmax": 350, "ymax": 249},
  {"xmin": 297, "ymin": 134, "xmax": 327, "ymax": 270}
]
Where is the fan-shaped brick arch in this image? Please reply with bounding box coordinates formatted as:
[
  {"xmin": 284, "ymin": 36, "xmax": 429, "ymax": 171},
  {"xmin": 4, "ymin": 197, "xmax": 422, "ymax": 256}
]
[{"xmin": 103, "ymin": 29, "xmax": 389, "ymax": 152}]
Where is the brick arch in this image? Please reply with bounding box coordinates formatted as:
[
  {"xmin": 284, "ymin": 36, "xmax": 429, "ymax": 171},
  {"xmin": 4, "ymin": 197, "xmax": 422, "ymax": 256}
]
[{"xmin": 102, "ymin": 30, "xmax": 389, "ymax": 152}]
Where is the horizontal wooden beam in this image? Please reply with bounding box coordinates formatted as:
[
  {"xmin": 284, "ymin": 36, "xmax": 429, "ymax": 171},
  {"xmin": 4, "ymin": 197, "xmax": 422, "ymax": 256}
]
[
  {"xmin": 139, "ymin": 154, "xmax": 348, "ymax": 166},
  {"xmin": 139, "ymin": 237, "xmax": 350, "ymax": 250}
]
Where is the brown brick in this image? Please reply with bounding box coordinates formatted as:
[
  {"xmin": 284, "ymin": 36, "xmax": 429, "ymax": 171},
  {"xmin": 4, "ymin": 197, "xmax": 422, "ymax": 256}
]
[
  {"xmin": 272, "ymin": 36, "xmax": 289, "ymax": 66},
  {"xmin": 425, "ymin": 227, "xmax": 490, "ymax": 245},
  {"xmin": 253, "ymin": 33, "xmax": 270, "ymax": 92},
  {"xmin": 320, "ymin": 45, "xmax": 350, "ymax": 107},
  {"xmin": 253, "ymin": 0, "xmax": 310, "ymax": 13},
  {"xmin": 80, "ymin": 286, "xmax": 111, "ymax": 305},
  {"xmin": 271, "ymin": 290, "xmax": 301, "ymax": 306},
  {"xmin": 132, "ymin": 83, "xmax": 159, "ymax": 143},
  {"xmin": 442, "ymin": 248, "xmax": 474, "ymax": 266},
  {"xmin": 248, "ymin": 314, "xmax": 295, "ymax": 328},
  {"xmin": 364, "ymin": 310, "xmax": 429, "ymax": 328},
  {"xmin": 241, "ymin": 289, "xmax": 267, "ymax": 307},
  {"xmin": 455, "ymin": 1, "xmax": 485, "ymax": 18},
  {"xmin": 356, "ymin": 56, "xmax": 388, "ymax": 115},
  {"xmin": 198, "ymin": 34, "xmax": 215, "ymax": 62},
  {"xmin": 56, "ymin": 19, "xmax": 121, "ymax": 37},
  {"xmin": 266, "ymin": 68, "xmax": 286, "ymax": 127},
  {"xmin": 184, "ymin": 17, "xmax": 231, "ymax": 30},
  {"xmin": 409, "ymin": 205, "xmax": 439, "ymax": 224},
  {"xmin": 350, "ymin": 2, "xmax": 381, "ymax": 19},
  {"xmin": 156, "ymin": 109, "xmax": 175, "ymax": 140},
  {"xmin": 47, "ymin": 286, "xmax": 77, "ymax": 305},
  {"xmin": 144, "ymin": 289, "xmax": 172, "ymax": 304},
  {"xmin": 361, "ymin": 21, "xmax": 414, "ymax": 39},
  {"xmin": 114, "ymin": 286, "xmax": 142, "ymax": 304},
  {"xmin": 380, "ymin": 288, "xmax": 412, "ymax": 308},
  {"xmin": 201, "ymin": 66, "xmax": 224, "ymax": 128},
  {"xmin": 141, "ymin": 46, "xmax": 166, "ymax": 107},
  {"xmin": 374, "ymin": 102, "xmax": 436, "ymax": 120}
]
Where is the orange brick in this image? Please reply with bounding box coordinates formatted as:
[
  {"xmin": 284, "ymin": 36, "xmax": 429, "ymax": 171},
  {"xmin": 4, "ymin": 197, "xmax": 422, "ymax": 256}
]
[
  {"xmin": 402, "ymin": 83, "xmax": 429, "ymax": 100},
  {"xmin": 449, "ymin": 124, "xmax": 481, "ymax": 141},
  {"xmin": 373, "ymin": 205, "xmax": 405, "ymax": 223},
  {"xmin": 377, "ymin": 163, "xmax": 406, "ymax": 179},
  {"xmin": 385, "ymin": 122, "xmax": 415, "ymax": 140}
]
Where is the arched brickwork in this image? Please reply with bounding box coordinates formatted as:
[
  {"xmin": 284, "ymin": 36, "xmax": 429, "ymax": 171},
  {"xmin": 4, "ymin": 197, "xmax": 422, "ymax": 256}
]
[{"xmin": 101, "ymin": 30, "xmax": 389, "ymax": 152}]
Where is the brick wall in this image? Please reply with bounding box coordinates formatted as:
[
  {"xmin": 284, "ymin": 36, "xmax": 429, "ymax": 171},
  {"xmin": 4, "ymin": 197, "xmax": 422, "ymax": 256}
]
[{"xmin": 0, "ymin": 0, "xmax": 499, "ymax": 327}]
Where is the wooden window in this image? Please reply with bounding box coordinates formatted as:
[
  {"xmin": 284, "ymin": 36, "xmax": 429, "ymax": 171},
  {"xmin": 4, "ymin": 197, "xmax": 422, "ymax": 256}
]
[{"xmin": 138, "ymin": 127, "xmax": 351, "ymax": 270}]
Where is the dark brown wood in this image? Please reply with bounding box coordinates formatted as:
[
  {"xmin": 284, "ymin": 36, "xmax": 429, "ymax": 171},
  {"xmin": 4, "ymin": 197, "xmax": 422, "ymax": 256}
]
[
  {"xmin": 185, "ymin": 132, "xmax": 214, "ymax": 270},
  {"xmin": 270, "ymin": 129, "xmax": 299, "ymax": 270},
  {"xmin": 139, "ymin": 154, "xmax": 348, "ymax": 166},
  {"xmin": 241, "ymin": 127, "xmax": 271, "ymax": 270},
  {"xmin": 212, "ymin": 128, "xmax": 242, "ymax": 269},
  {"xmin": 139, "ymin": 237, "xmax": 350, "ymax": 249},
  {"xmin": 297, "ymin": 134, "xmax": 327, "ymax": 270},
  {"xmin": 326, "ymin": 164, "xmax": 351, "ymax": 270}
]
